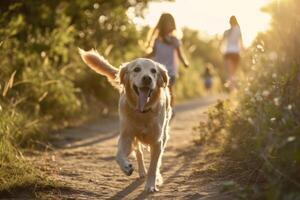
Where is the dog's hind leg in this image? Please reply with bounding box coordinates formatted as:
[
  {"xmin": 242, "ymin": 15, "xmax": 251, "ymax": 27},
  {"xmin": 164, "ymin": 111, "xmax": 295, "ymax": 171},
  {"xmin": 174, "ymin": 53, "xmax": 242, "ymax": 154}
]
[
  {"xmin": 135, "ymin": 142, "xmax": 147, "ymax": 179},
  {"xmin": 116, "ymin": 134, "xmax": 134, "ymax": 176}
]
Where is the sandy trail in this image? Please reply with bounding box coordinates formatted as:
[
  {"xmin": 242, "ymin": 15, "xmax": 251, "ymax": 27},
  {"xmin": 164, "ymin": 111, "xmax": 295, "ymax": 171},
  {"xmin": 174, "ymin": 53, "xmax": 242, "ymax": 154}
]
[{"xmin": 35, "ymin": 96, "xmax": 229, "ymax": 200}]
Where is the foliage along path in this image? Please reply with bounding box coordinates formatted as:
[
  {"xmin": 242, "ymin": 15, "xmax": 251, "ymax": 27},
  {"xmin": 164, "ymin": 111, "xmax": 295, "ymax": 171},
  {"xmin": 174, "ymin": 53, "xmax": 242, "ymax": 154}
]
[{"xmin": 33, "ymin": 96, "xmax": 231, "ymax": 200}]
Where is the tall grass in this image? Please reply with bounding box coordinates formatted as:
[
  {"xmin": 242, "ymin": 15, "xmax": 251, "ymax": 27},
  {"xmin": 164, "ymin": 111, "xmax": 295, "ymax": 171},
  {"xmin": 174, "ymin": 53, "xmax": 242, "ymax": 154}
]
[{"xmin": 0, "ymin": 101, "xmax": 45, "ymax": 192}]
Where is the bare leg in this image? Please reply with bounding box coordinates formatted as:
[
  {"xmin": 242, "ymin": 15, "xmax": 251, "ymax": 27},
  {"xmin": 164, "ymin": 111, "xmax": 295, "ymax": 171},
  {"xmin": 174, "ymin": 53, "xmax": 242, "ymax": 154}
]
[
  {"xmin": 135, "ymin": 142, "xmax": 147, "ymax": 178},
  {"xmin": 145, "ymin": 142, "xmax": 163, "ymax": 192},
  {"xmin": 116, "ymin": 135, "xmax": 134, "ymax": 176},
  {"xmin": 225, "ymin": 58, "xmax": 236, "ymax": 90}
]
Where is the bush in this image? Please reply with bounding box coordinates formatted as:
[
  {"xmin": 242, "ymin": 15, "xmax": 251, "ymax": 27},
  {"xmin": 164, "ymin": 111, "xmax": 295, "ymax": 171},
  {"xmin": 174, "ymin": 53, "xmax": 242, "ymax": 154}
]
[{"xmin": 196, "ymin": 0, "xmax": 300, "ymax": 199}]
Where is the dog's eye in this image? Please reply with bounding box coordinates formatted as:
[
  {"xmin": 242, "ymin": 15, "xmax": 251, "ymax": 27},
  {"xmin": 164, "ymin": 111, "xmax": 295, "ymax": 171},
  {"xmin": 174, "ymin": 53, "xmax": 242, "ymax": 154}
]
[
  {"xmin": 134, "ymin": 67, "xmax": 141, "ymax": 73},
  {"xmin": 151, "ymin": 68, "xmax": 157, "ymax": 74}
]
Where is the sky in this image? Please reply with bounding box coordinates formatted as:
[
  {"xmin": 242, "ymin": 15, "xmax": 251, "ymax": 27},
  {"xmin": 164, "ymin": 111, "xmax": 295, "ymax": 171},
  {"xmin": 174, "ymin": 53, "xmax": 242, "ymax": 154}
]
[{"xmin": 141, "ymin": 0, "xmax": 273, "ymax": 47}]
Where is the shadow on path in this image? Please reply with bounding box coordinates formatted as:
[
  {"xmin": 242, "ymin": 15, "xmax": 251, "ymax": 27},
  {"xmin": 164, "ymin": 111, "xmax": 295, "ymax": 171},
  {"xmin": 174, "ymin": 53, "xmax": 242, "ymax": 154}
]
[
  {"xmin": 108, "ymin": 145, "xmax": 204, "ymax": 200},
  {"xmin": 175, "ymin": 95, "xmax": 223, "ymax": 113},
  {"xmin": 59, "ymin": 131, "xmax": 119, "ymax": 149}
]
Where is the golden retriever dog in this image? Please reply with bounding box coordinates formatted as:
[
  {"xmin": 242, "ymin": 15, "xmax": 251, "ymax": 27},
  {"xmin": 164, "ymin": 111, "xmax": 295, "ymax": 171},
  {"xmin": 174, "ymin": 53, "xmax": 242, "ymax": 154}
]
[{"xmin": 79, "ymin": 49, "xmax": 171, "ymax": 192}]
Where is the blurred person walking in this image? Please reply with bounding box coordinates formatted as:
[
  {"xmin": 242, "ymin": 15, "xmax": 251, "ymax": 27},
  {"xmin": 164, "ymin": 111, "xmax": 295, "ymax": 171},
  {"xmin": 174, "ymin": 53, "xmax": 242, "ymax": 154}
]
[
  {"xmin": 202, "ymin": 63, "xmax": 213, "ymax": 92},
  {"xmin": 146, "ymin": 13, "xmax": 189, "ymax": 109},
  {"xmin": 220, "ymin": 16, "xmax": 244, "ymax": 90}
]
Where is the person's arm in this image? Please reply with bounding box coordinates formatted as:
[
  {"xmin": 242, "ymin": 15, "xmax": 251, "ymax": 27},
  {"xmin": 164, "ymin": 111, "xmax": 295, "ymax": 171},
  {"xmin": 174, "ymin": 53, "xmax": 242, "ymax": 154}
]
[{"xmin": 176, "ymin": 46, "xmax": 189, "ymax": 68}]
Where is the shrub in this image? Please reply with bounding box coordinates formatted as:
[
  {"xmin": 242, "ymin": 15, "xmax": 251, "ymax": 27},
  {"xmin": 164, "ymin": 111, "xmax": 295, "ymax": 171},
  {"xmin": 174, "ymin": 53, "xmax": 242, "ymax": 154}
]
[{"xmin": 195, "ymin": 0, "xmax": 300, "ymax": 199}]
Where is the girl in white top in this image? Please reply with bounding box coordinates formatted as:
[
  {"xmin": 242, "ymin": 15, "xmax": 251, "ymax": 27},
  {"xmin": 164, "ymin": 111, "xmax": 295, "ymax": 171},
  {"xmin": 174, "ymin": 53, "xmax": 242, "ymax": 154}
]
[{"xmin": 221, "ymin": 16, "xmax": 244, "ymax": 90}]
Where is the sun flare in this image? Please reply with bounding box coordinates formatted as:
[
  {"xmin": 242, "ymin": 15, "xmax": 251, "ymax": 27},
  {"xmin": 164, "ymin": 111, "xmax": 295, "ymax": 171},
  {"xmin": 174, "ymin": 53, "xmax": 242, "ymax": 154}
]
[{"xmin": 143, "ymin": 0, "xmax": 273, "ymax": 47}]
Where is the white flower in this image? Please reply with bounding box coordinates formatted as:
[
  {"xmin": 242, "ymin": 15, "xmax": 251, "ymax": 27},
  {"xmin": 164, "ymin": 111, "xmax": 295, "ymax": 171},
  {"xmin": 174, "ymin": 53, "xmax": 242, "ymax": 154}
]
[
  {"xmin": 248, "ymin": 117, "xmax": 254, "ymax": 125},
  {"xmin": 98, "ymin": 15, "xmax": 107, "ymax": 24},
  {"xmin": 41, "ymin": 51, "xmax": 46, "ymax": 58},
  {"xmin": 270, "ymin": 117, "xmax": 276, "ymax": 122},
  {"xmin": 287, "ymin": 136, "xmax": 296, "ymax": 142},
  {"xmin": 287, "ymin": 104, "xmax": 292, "ymax": 110},
  {"xmin": 79, "ymin": 31, "xmax": 85, "ymax": 38},
  {"xmin": 262, "ymin": 90, "xmax": 270, "ymax": 97},
  {"xmin": 273, "ymin": 97, "xmax": 280, "ymax": 106},
  {"xmin": 224, "ymin": 82, "xmax": 230, "ymax": 88},
  {"xmin": 272, "ymin": 73, "xmax": 277, "ymax": 78},
  {"xmin": 93, "ymin": 3, "xmax": 99, "ymax": 9}
]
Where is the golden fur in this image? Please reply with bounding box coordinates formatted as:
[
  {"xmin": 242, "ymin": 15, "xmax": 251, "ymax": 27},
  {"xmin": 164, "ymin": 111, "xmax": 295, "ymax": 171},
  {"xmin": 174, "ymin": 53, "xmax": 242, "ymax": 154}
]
[{"xmin": 79, "ymin": 49, "xmax": 172, "ymax": 192}]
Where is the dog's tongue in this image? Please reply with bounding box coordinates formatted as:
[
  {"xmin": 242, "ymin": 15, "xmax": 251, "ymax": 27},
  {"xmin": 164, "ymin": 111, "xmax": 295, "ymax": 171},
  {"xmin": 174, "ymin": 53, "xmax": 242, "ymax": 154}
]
[{"xmin": 137, "ymin": 88, "xmax": 151, "ymax": 112}]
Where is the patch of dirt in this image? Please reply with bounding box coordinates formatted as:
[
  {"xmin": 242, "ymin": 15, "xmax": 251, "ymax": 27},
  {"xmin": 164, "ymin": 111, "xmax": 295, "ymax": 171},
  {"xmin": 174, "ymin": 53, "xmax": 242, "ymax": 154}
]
[{"xmin": 28, "ymin": 96, "xmax": 231, "ymax": 199}]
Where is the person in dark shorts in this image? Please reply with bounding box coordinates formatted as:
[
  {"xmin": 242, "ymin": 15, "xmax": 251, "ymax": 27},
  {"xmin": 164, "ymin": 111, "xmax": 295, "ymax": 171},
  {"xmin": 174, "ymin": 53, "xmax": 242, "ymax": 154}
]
[
  {"xmin": 202, "ymin": 64, "xmax": 213, "ymax": 91},
  {"xmin": 224, "ymin": 52, "xmax": 240, "ymax": 67},
  {"xmin": 220, "ymin": 16, "xmax": 244, "ymax": 90}
]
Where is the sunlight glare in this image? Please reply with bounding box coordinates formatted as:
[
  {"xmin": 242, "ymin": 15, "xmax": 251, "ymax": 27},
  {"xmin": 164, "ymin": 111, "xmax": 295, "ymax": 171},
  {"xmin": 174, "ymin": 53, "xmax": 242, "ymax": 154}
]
[{"xmin": 142, "ymin": 0, "xmax": 273, "ymax": 47}]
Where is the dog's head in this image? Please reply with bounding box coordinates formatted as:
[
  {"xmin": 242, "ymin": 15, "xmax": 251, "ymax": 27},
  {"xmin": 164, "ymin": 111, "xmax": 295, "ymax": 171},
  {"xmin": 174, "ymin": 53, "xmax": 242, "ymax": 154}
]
[{"xmin": 118, "ymin": 58, "xmax": 169, "ymax": 112}]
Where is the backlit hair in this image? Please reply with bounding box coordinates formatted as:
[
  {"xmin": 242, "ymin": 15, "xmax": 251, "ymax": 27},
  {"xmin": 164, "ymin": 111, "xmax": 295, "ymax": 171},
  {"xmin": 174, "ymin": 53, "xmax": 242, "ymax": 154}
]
[
  {"xmin": 147, "ymin": 13, "xmax": 177, "ymax": 48},
  {"xmin": 230, "ymin": 16, "xmax": 239, "ymax": 27}
]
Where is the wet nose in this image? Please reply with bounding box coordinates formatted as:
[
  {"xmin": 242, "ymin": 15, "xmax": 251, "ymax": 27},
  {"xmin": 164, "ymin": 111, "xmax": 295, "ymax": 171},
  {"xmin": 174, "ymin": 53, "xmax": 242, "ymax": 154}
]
[{"xmin": 142, "ymin": 75, "xmax": 152, "ymax": 85}]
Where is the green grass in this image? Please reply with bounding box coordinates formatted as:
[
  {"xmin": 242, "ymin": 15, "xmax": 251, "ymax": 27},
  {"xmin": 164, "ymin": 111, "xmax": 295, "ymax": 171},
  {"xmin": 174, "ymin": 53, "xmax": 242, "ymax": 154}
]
[
  {"xmin": 0, "ymin": 103, "xmax": 47, "ymax": 193},
  {"xmin": 0, "ymin": 141, "xmax": 41, "ymax": 192}
]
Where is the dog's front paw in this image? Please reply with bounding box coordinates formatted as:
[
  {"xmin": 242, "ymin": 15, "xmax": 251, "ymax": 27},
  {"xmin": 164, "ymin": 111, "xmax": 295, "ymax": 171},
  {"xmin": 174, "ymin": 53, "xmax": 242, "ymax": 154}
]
[
  {"xmin": 156, "ymin": 173, "xmax": 163, "ymax": 186},
  {"xmin": 123, "ymin": 163, "xmax": 134, "ymax": 176},
  {"xmin": 145, "ymin": 184, "xmax": 159, "ymax": 193}
]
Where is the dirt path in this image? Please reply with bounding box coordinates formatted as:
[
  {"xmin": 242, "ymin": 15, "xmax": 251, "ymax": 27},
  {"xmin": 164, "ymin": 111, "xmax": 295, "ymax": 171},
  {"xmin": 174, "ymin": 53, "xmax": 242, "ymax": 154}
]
[{"xmin": 35, "ymin": 96, "xmax": 229, "ymax": 200}]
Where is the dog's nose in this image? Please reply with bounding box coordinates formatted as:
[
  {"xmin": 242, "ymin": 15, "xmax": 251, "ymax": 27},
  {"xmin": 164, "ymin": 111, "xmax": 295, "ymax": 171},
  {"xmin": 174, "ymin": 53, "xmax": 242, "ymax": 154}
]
[{"xmin": 142, "ymin": 75, "xmax": 152, "ymax": 85}]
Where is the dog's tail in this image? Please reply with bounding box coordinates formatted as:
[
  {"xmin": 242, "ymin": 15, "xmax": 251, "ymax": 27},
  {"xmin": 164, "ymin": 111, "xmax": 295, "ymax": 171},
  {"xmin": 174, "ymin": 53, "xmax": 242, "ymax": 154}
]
[{"xmin": 79, "ymin": 48, "xmax": 119, "ymax": 85}]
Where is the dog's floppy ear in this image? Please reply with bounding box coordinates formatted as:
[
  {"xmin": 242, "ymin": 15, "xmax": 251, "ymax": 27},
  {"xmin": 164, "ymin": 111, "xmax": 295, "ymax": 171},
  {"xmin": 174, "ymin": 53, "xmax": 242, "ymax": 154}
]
[
  {"xmin": 118, "ymin": 63, "xmax": 129, "ymax": 85},
  {"xmin": 157, "ymin": 63, "xmax": 169, "ymax": 87}
]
